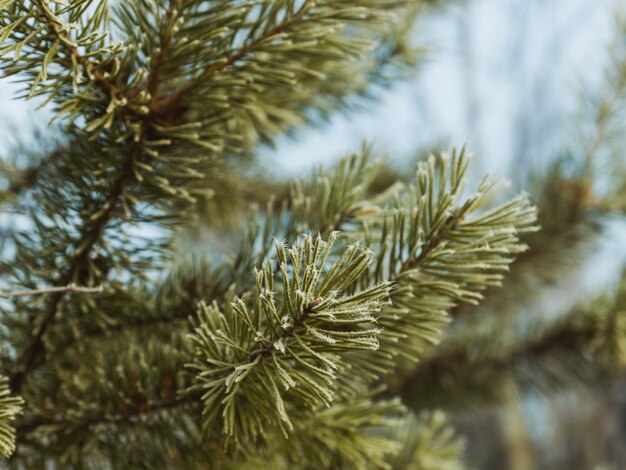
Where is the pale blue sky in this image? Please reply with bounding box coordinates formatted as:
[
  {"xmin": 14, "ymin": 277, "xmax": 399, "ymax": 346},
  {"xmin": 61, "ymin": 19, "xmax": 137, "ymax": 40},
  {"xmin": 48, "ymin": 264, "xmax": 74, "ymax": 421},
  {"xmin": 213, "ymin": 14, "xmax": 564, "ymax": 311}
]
[{"xmin": 258, "ymin": 0, "xmax": 616, "ymax": 177}]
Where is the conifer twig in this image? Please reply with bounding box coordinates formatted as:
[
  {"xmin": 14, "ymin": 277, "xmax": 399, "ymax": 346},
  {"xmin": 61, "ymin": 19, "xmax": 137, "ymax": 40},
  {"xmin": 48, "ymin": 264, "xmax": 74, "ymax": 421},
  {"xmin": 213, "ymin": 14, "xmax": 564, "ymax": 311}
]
[
  {"xmin": 0, "ymin": 284, "xmax": 103, "ymax": 299},
  {"xmin": 31, "ymin": 0, "xmax": 118, "ymax": 99},
  {"xmin": 155, "ymin": 0, "xmax": 316, "ymax": 113}
]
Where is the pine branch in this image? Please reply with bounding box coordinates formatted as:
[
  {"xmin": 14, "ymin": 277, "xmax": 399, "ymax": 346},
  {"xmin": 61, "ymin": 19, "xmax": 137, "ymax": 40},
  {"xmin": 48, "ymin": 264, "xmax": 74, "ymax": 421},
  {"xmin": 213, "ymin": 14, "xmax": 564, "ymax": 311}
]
[
  {"xmin": 0, "ymin": 283, "xmax": 103, "ymax": 299},
  {"xmin": 0, "ymin": 376, "xmax": 22, "ymax": 457},
  {"xmin": 9, "ymin": 148, "xmax": 536, "ymax": 466},
  {"xmin": 189, "ymin": 234, "xmax": 392, "ymax": 444},
  {"xmin": 404, "ymin": 168, "xmax": 610, "ymax": 395},
  {"xmin": 69, "ymin": 149, "xmax": 383, "ymax": 344},
  {"xmin": 40, "ymin": 149, "xmax": 383, "ymax": 351},
  {"xmin": 341, "ymin": 149, "xmax": 538, "ymax": 379},
  {"xmin": 156, "ymin": 0, "xmax": 316, "ymax": 114},
  {"xmin": 31, "ymin": 0, "xmax": 117, "ymax": 96},
  {"xmin": 0, "ymin": 3, "xmax": 547, "ymax": 465},
  {"xmin": 16, "ymin": 230, "xmax": 389, "ymax": 445},
  {"xmin": 8, "ymin": 153, "xmax": 136, "ymax": 392},
  {"xmin": 8, "ymin": 2, "xmax": 181, "ymax": 393}
]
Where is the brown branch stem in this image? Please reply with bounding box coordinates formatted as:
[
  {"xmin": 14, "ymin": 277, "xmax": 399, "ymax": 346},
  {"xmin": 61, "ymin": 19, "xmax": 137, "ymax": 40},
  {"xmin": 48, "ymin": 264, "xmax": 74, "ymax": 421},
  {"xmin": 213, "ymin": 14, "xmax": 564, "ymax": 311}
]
[{"xmin": 0, "ymin": 284, "xmax": 103, "ymax": 299}]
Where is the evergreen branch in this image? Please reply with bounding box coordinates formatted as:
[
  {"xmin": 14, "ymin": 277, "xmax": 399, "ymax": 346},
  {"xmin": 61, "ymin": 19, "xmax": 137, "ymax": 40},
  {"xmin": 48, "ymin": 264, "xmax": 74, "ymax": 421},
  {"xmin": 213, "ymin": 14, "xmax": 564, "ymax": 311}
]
[
  {"xmin": 282, "ymin": 395, "xmax": 406, "ymax": 470},
  {"xmin": 2, "ymin": 1, "xmax": 179, "ymax": 135},
  {"xmin": 3, "ymin": 0, "xmax": 424, "ymax": 153},
  {"xmin": 0, "ymin": 376, "xmax": 22, "ymax": 457},
  {"xmin": 15, "ymin": 147, "xmax": 538, "ymax": 458},
  {"xmin": 9, "ymin": 157, "xmax": 135, "ymax": 392},
  {"xmin": 46, "ymin": 149, "xmax": 383, "ymax": 349},
  {"xmin": 31, "ymin": 0, "xmax": 117, "ymax": 96},
  {"xmin": 433, "ymin": 160, "xmax": 604, "ymax": 357},
  {"xmin": 155, "ymin": 0, "xmax": 316, "ymax": 113},
  {"xmin": 342, "ymin": 148, "xmax": 538, "ymax": 377},
  {"xmin": 0, "ymin": 1, "xmax": 125, "ymax": 131},
  {"xmin": 402, "ymin": 167, "xmax": 610, "ymax": 394},
  {"xmin": 8, "ymin": 3, "xmax": 181, "ymax": 393},
  {"xmin": 0, "ymin": 283, "xmax": 103, "ymax": 299},
  {"xmin": 32, "ymin": 0, "xmax": 181, "ymax": 126},
  {"xmin": 189, "ymin": 234, "xmax": 392, "ymax": 443},
  {"xmin": 388, "ymin": 410, "xmax": 465, "ymax": 470},
  {"xmin": 56, "ymin": 150, "xmax": 383, "ymax": 352},
  {"xmin": 0, "ymin": 0, "xmax": 559, "ymax": 467}
]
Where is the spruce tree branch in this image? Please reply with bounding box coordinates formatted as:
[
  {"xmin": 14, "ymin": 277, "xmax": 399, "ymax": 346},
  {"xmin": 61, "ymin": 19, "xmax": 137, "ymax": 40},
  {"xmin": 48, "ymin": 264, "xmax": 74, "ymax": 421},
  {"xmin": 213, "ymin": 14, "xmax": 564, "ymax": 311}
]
[{"xmin": 0, "ymin": 284, "xmax": 103, "ymax": 299}]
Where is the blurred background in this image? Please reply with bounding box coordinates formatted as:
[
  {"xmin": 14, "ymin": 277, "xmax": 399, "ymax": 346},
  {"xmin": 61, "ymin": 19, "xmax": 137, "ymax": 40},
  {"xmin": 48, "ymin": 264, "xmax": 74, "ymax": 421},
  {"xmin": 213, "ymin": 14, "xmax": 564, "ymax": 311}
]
[
  {"xmin": 2, "ymin": 0, "xmax": 626, "ymax": 468},
  {"xmin": 268, "ymin": 5, "xmax": 626, "ymax": 467},
  {"xmin": 268, "ymin": 0, "xmax": 618, "ymax": 175},
  {"xmin": 269, "ymin": 1, "xmax": 626, "ymax": 468}
]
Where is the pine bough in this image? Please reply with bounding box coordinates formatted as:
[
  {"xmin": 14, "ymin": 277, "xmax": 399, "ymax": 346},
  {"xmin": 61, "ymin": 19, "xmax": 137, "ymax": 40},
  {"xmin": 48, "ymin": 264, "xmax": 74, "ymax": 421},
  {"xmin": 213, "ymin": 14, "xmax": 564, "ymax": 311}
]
[{"xmin": 0, "ymin": 1, "xmax": 538, "ymax": 467}]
